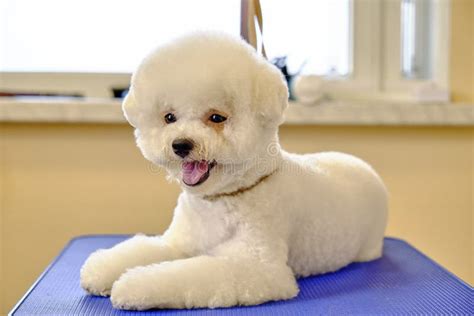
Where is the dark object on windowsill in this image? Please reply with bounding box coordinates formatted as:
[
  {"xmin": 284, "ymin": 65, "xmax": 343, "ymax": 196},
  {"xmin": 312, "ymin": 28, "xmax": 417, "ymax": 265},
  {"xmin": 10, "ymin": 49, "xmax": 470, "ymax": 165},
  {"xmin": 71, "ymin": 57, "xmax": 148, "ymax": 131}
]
[
  {"xmin": 271, "ymin": 56, "xmax": 306, "ymax": 100},
  {"xmin": 112, "ymin": 87, "xmax": 130, "ymax": 99},
  {"xmin": 272, "ymin": 56, "xmax": 293, "ymax": 99}
]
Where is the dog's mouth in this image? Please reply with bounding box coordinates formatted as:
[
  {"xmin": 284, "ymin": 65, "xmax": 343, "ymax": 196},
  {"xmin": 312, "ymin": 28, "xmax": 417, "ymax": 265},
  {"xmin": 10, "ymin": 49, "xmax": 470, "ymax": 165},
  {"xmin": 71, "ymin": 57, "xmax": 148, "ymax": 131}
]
[{"xmin": 182, "ymin": 160, "xmax": 217, "ymax": 186}]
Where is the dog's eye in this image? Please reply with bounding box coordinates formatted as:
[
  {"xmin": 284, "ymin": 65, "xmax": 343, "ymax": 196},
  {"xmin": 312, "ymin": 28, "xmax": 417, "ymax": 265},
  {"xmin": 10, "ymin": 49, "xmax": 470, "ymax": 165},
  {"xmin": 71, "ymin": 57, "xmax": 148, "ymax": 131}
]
[
  {"xmin": 164, "ymin": 113, "xmax": 177, "ymax": 124},
  {"xmin": 209, "ymin": 113, "xmax": 227, "ymax": 123}
]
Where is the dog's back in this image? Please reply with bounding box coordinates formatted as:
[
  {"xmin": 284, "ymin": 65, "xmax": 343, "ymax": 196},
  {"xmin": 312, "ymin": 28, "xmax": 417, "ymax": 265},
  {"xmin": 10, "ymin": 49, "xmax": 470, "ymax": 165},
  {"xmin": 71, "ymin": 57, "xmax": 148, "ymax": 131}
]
[{"xmin": 279, "ymin": 151, "xmax": 388, "ymax": 277}]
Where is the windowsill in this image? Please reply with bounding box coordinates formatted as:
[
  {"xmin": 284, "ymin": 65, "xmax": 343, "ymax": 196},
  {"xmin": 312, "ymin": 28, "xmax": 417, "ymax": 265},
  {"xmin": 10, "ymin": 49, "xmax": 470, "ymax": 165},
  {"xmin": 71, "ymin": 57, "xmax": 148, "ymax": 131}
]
[{"xmin": 0, "ymin": 97, "xmax": 473, "ymax": 126}]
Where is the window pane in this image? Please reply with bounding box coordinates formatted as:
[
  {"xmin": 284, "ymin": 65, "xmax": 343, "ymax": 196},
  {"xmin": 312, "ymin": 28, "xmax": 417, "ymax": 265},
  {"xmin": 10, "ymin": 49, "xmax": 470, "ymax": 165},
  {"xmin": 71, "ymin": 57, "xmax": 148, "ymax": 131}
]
[
  {"xmin": 261, "ymin": 0, "xmax": 352, "ymax": 77},
  {"xmin": 401, "ymin": 0, "xmax": 433, "ymax": 79},
  {"xmin": 0, "ymin": 0, "xmax": 240, "ymax": 73}
]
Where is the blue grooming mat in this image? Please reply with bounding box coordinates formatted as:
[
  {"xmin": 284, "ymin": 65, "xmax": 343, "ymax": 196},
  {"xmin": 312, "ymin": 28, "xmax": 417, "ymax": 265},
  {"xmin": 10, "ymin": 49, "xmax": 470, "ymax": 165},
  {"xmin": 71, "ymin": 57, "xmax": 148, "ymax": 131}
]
[{"xmin": 10, "ymin": 235, "xmax": 472, "ymax": 315}]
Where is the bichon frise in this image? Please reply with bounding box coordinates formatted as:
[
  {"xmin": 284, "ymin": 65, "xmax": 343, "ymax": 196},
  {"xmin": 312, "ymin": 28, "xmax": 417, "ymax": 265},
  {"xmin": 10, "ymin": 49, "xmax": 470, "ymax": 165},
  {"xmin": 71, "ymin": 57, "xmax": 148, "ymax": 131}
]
[{"xmin": 80, "ymin": 32, "xmax": 388, "ymax": 310}]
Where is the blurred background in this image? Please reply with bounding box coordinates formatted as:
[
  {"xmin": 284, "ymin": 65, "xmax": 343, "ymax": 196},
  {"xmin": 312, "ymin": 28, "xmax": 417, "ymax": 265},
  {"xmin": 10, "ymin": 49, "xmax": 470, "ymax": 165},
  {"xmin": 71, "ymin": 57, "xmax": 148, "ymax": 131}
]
[{"xmin": 0, "ymin": 0, "xmax": 472, "ymax": 313}]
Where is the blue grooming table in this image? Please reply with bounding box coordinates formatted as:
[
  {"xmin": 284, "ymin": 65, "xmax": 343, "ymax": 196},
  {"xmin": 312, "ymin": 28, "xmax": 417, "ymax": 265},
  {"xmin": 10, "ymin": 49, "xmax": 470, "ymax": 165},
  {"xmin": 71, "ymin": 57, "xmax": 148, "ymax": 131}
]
[{"xmin": 10, "ymin": 235, "xmax": 472, "ymax": 315}]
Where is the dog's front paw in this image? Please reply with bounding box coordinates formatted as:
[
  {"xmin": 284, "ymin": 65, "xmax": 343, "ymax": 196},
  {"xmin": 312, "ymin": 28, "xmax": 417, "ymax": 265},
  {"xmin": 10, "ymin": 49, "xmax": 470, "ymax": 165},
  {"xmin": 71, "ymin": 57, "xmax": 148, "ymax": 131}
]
[
  {"xmin": 110, "ymin": 265, "xmax": 164, "ymax": 310},
  {"xmin": 110, "ymin": 262, "xmax": 217, "ymax": 310},
  {"xmin": 80, "ymin": 249, "xmax": 121, "ymax": 296}
]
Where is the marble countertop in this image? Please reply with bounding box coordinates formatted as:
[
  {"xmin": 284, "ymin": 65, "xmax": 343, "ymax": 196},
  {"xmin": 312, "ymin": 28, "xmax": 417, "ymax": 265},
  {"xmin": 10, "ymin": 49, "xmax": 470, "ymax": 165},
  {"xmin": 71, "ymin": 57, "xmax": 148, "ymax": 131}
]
[{"xmin": 0, "ymin": 97, "xmax": 473, "ymax": 126}]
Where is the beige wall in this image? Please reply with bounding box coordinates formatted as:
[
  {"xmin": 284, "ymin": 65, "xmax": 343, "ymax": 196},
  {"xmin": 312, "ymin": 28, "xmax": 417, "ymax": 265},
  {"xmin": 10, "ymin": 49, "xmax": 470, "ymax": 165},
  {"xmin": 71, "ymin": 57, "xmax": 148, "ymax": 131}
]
[
  {"xmin": 450, "ymin": 0, "xmax": 474, "ymax": 103},
  {"xmin": 0, "ymin": 122, "xmax": 472, "ymax": 314}
]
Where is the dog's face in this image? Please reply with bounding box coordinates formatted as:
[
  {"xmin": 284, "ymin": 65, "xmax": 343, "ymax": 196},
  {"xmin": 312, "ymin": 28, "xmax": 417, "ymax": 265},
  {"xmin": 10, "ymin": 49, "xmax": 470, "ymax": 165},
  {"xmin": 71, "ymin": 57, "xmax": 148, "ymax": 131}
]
[{"xmin": 123, "ymin": 33, "xmax": 288, "ymax": 195}]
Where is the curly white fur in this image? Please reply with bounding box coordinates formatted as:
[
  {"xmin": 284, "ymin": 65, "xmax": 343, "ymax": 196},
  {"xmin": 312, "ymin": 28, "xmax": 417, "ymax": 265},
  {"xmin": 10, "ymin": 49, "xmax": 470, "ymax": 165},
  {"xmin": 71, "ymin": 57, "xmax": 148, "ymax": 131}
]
[{"xmin": 80, "ymin": 32, "xmax": 388, "ymax": 310}]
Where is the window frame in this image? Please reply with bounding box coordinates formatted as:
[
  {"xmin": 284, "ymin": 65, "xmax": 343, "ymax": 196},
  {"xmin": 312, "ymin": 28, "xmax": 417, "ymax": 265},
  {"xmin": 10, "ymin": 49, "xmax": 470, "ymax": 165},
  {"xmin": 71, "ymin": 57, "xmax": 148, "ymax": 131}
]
[
  {"xmin": 381, "ymin": 0, "xmax": 451, "ymax": 97},
  {"xmin": 0, "ymin": 72, "xmax": 131, "ymax": 98},
  {"xmin": 323, "ymin": 0, "xmax": 383, "ymax": 98},
  {"xmin": 0, "ymin": 0, "xmax": 451, "ymax": 101},
  {"xmin": 324, "ymin": 0, "xmax": 451, "ymax": 102}
]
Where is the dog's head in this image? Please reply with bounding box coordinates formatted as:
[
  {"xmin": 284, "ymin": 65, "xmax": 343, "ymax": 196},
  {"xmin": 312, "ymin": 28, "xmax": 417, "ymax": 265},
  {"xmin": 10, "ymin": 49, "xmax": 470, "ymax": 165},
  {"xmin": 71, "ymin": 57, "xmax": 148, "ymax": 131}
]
[{"xmin": 123, "ymin": 32, "xmax": 288, "ymax": 195}]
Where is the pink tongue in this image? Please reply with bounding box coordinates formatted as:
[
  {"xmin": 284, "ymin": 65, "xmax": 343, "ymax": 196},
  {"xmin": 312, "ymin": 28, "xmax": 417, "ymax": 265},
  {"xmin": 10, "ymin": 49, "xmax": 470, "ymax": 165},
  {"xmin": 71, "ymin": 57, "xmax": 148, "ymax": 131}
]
[{"xmin": 182, "ymin": 161, "xmax": 209, "ymax": 185}]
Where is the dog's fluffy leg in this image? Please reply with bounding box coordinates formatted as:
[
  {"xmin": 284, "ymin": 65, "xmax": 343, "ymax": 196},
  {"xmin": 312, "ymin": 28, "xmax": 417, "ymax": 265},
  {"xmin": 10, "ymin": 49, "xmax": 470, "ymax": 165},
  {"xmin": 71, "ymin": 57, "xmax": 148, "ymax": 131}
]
[
  {"xmin": 80, "ymin": 235, "xmax": 185, "ymax": 296},
  {"xmin": 110, "ymin": 255, "xmax": 298, "ymax": 310}
]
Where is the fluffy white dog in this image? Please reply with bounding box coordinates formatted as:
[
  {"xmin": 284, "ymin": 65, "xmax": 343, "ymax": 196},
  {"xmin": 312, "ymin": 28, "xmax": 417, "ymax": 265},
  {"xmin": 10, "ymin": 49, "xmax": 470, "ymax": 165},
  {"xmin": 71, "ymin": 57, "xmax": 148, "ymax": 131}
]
[{"xmin": 80, "ymin": 32, "xmax": 388, "ymax": 310}]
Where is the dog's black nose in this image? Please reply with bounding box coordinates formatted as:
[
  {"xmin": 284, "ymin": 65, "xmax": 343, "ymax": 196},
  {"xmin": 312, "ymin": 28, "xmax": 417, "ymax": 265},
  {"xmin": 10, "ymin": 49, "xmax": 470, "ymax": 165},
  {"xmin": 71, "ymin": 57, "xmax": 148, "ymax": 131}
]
[{"xmin": 172, "ymin": 139, "xmax": 194, "ymax": 158}]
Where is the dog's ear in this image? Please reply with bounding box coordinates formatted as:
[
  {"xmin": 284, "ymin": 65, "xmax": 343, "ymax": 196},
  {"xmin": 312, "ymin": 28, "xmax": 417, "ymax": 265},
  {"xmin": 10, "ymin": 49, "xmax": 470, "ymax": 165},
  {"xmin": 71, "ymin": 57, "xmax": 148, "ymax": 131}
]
[
  {"xmin": 253, "ymin": 64, "xmax": 289, "ymax": 127},
  {"xmin": 122, "ymin": 88, "xmax": 140, "ymax": 128}
]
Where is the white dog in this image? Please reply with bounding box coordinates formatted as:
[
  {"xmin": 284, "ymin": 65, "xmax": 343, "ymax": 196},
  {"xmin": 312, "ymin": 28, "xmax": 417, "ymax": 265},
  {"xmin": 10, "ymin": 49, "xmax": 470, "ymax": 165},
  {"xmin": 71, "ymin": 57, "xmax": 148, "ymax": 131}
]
[{"xmin": 80, "ymin": 32, "xmax": 388, "ymax": 310}]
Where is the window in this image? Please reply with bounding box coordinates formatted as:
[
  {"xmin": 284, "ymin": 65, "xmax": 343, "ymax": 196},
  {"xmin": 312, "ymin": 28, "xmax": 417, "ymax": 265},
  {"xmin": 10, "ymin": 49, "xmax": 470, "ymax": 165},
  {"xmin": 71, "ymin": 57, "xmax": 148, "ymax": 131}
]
[
  {"xmin": 261, "ymin": 0, "xmax": 351, "ymax": 77},
  {"xmin": 0, "ymin": 0, "xmax": 240, "ymax": 72},
  {"xmin": 382, "ymin": 0, "xmax": 450, "ymax": 98},
  {"xmin": 401, "ymin": 0, "xmax": 434, "ymax": 79},
  {"xmin": 0, "ymin": 0, "xmax": 450, "ymax": 101}
]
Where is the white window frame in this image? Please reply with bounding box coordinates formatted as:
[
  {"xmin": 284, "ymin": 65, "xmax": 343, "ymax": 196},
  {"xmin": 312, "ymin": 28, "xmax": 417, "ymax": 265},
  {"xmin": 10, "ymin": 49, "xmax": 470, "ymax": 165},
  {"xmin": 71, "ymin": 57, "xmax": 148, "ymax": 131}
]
[
  {"xmin": 0, "ymin": 0, "xmax": 451, "ymax": 101},
  {"xmin": 323, "ymin": 0, "xmax": 383, "ymax": 98},
  {"xmin": 0, "ymin": 72, "xmax": 131, "ymax": 98},
  {"xmin": 324, "ymin": 0, "xmax": 451, "ymax": 102},
  {"xmin": 381, "ymin": 0, "xmax": 450, "ymax": 96}
]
